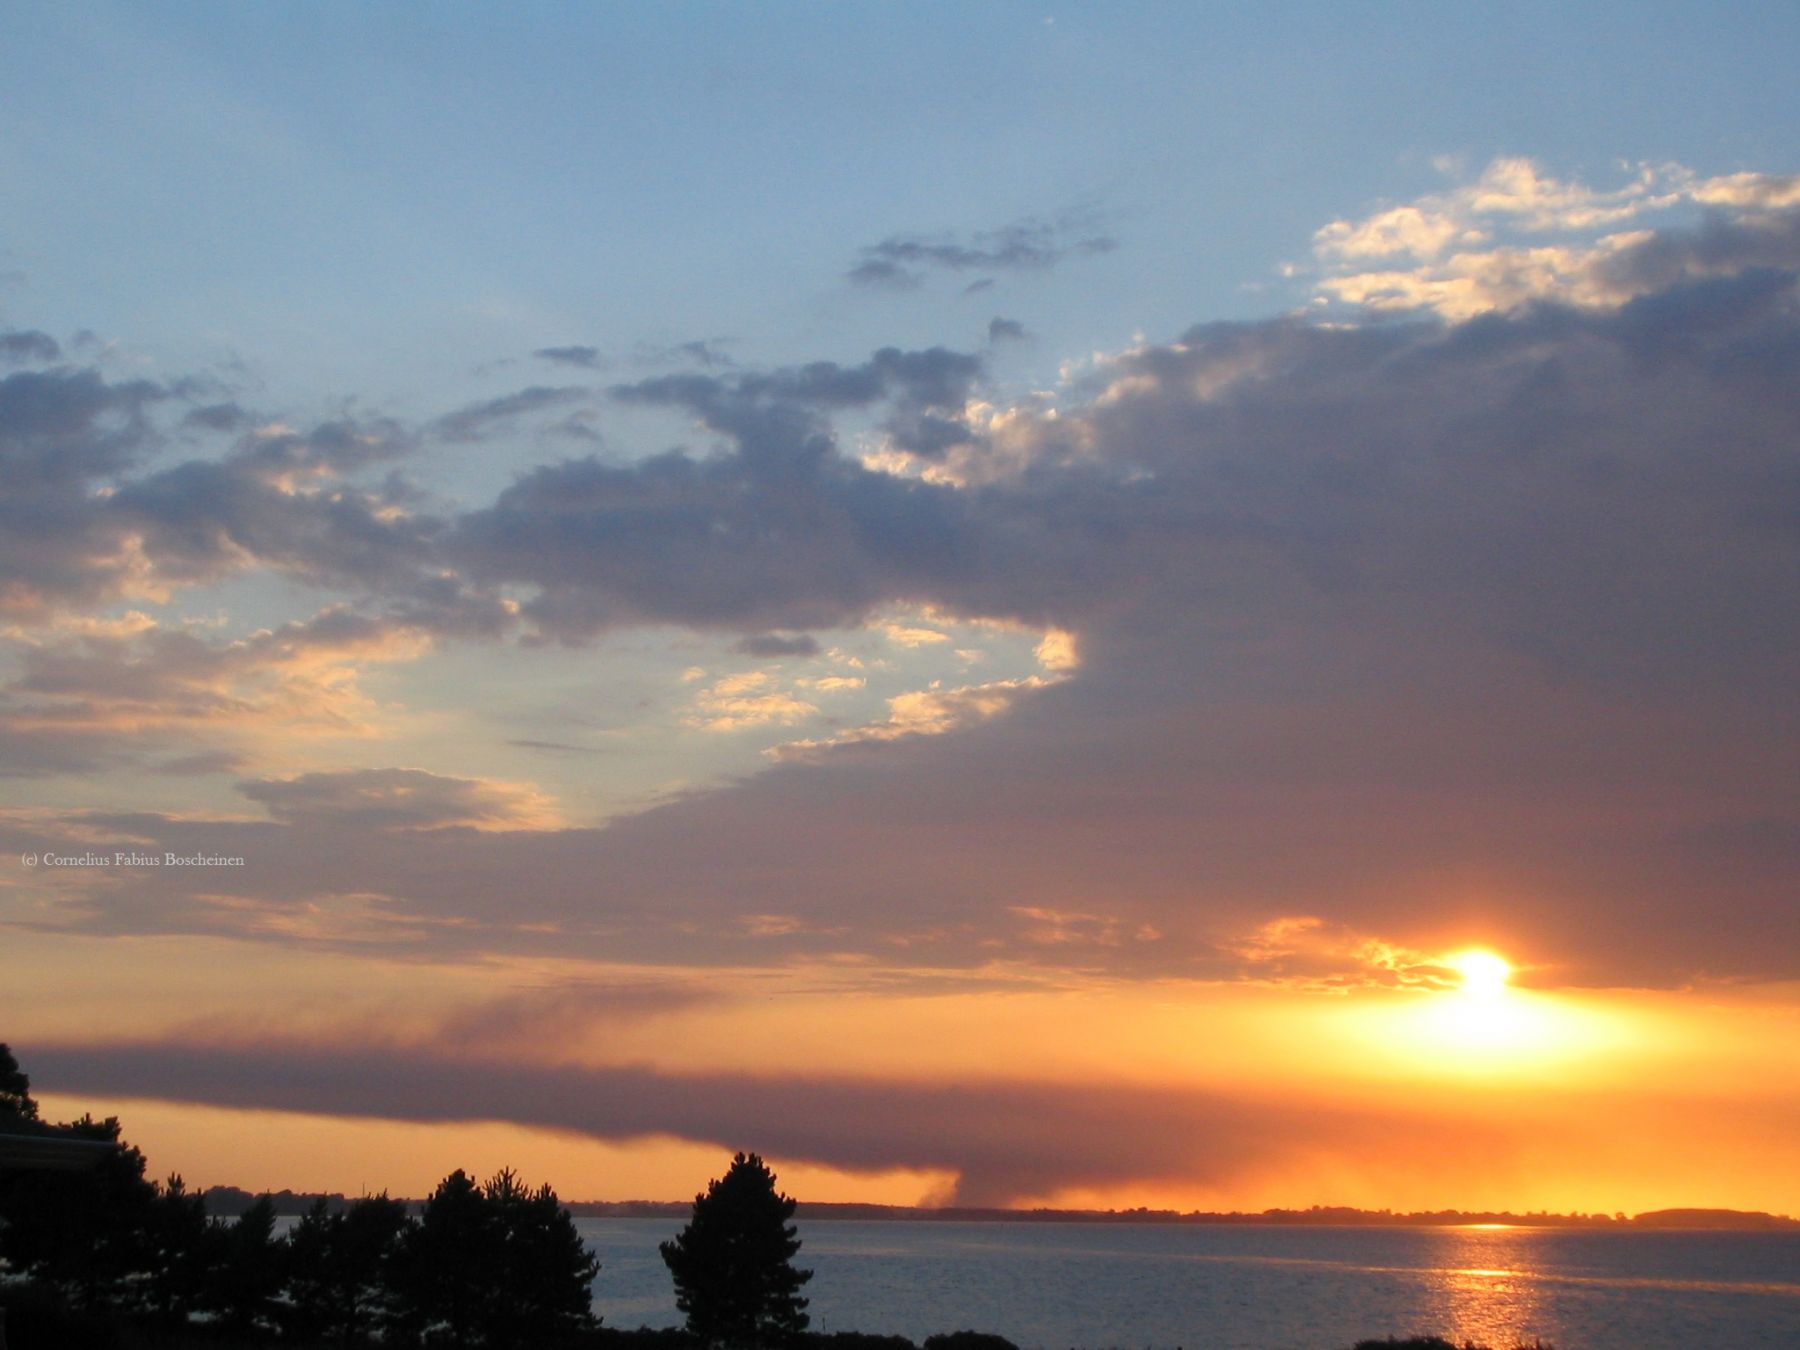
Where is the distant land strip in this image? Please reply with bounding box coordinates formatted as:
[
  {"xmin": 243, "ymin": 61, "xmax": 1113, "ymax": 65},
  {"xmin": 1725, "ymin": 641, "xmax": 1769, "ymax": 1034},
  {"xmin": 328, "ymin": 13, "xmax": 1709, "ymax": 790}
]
[{"xmin": 198, "ymin": 1189, "xmax": 1799, "ymax": 1230}]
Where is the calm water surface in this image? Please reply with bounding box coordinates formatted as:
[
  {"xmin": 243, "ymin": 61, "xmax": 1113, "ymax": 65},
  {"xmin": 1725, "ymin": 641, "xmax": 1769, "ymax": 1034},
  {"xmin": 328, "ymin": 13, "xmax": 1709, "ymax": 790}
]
[{"xmin": 578, "ymin": 1219, "xmax": 1800, "ymax": 1350}]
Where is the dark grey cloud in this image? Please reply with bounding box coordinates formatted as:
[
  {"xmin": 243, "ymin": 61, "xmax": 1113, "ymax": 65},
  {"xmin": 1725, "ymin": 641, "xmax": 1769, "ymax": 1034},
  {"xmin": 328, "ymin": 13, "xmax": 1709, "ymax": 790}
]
[
  {"xmin": 618, "ymin": 343, "xmax": 986, "ymax": 464},
  {"xmin": 0, "ymin": 722, "xmax": 121, "ymax": 777},
  {"xmin": 0, "ymin": 366, "xmax": 166, "ymax": 614},
  {"xmin": 619, "ymin": 346, "xmax": 983, "ymax": 414},
  {"xmin": 447, "ymin": 346, "xmax": 995, "ymax": 638},
  {"xmin": 731, "ymin": 633, "xmax": 822, "ymax": 658},
  {"xmin": 533, "ymin": 345, "xmax": 605, "ymax": 369},
  {"xmin": 0, "ymin": 364, "xmax": 469, "ymax": 625},
  {"xmin": 849, "ymin": 217, "xmax": 1117, "ymax": 289},
  {"xmin": 669, "ymin": 339, "xmax": 733, "ymax": 368},
  {"xmin": 1592, "ymin": 207, "xmax": 1800, "ymax": 298},
  {"xmin": 433, "ymin": 386, "xmax": 590, "ymax": 442},
  {"xmin": 450, "ymin": 450, "xmax": 949, "ymax": 637},
  {"xmin": 987, "ymin": 317, "xmax": 1027, "ymax": 343},
  {"xmin": 181, "ymin": 402, "xmax": 255, "ymax": 432},
  {"xmin": 633, "ymin": 339, "xmax": 735, "ymax": 369},
  {"xmin": 153, "ymin": 750, "xmax": 251, "ymax": 777},
  {"xmin": 29, "ymin": 1036, "xmax": 1534, "ymax": 1205},
  {"xmin": 238, "ymin": 767, "xmax": 552, "ymax": 833},
  {"xmin": 506, "ymin": 738, "xmax": 607, "ymax": 756},
  {"xmin": 0, "ymin": 329, "xmax": 61, "ymax": 364},
  {"xmin": 111, "ymin": 453, "xmax": 438, "ymax": 599},
  {"xmin": 546, "ymin": 410, "xmax": 603, "ymax": 444},
  {"xmin": 846, "ymin": 258, "xmax": 921, "ymax": 290}
]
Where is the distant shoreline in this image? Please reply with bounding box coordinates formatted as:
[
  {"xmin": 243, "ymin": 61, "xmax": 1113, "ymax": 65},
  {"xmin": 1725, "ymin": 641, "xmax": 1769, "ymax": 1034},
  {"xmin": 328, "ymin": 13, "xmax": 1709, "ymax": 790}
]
[{"xmin": 198, "ymin": 1187, "xmax": 1799, "ymax": 1231}]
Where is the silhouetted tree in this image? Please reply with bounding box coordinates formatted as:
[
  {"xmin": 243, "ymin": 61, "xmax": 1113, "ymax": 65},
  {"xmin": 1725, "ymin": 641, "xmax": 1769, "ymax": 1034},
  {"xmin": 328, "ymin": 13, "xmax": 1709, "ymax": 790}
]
[
  {"xmin": 0, "ymin": 1042, "xmax": 39, "ymax": 1123},
  {"xmin": 141, "ymin": 1173, "xmax": 212, "ymax": 1327},
  {"xmin": 393, "ymin": 1168, "xmax": 491, "ymax": 1345},
  {"xmin": 204, "ymin": 1194, "xmax": 287, "ymax": 1337},
  {"xmin": 484, "ymin": 1167, "xmax": 601, "ymax": 1347},
  {"xmin": 660, "ymin": 1152, "xmax": 811, "ymax": 1347},
  {"xmin": 285, "ymin": 1192, "xmax": 410, "ymax": 1344},
  {"xmin": 394, "ymin": 1167, "xmax": 598, "ymax": 1348},
  {"xmin": 0, "ymin": 1113, "xmax": 156, "ymax": 1311}
]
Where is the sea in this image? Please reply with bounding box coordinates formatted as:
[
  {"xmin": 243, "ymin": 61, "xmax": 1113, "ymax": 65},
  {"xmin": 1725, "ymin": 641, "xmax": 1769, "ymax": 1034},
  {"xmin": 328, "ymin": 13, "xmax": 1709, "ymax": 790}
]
[{"xmin": 576, "ymin": 1218, "xmax": 1800, "ymax": 1350}]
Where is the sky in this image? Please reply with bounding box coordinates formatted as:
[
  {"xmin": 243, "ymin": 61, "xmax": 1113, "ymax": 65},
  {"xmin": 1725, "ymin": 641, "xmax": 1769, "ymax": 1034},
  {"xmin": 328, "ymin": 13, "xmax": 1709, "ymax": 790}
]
[{"xmin": 3, "ymin": 2, "xmax": 1799, "ymax": 1214}]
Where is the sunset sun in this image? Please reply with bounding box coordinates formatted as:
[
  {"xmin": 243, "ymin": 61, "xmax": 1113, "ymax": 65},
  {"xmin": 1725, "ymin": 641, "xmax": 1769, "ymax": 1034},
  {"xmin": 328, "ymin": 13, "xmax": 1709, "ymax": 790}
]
[{"xmin": 1449, "ymin": 950, "xmax": 1514, "ymax": 1000}]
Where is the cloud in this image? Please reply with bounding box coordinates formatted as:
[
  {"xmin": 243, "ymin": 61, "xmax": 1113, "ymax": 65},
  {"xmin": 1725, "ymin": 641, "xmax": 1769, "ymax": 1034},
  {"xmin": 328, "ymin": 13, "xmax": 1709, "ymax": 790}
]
[
  {"xmin": 849, "ymin": 214, "xmax": 1116, "ymax": 289},
  {"xmin": 445, "ymin": 205, "xmax": 1800, "ymax": 985},
  {"xmin": 6, "ymin": 198, "xmax": 1800, "ymax": 987},
  {"xmin": 0, "ymin": 330, "xmax": 61, "ymax": 364},
  {"xmin": 181, "ymin": 403, "xmax": 255, "ymax": 433},
  {"xmin": 428, "ymin": 979, "xmax": 719, "ymax": 1053},
  {"xmin": 772, "ymin": 677, "xmax": 1053, "ymax": 761},
  {"xmin": 0, "ymin": 366, "xmax": 166, "ymax": 616},
  {"xmin": 0, "ymin": 607, "xmax": 433, "ymax": 775},
  {"xmin": 731, "ymin": 633, "xmax": 822, "ymax": 658},
  {"xmin": 0, "ymin": 368, "xmax": 477, "ymax": 630},
  {"xmin": 506, "ymin": 738, "xmax": 607, "ymax": 757},
  {"xmin": 1690, "ymin": 171, "xmax": 1800, "ymax": 210},
  {"xmin": 238, "ymin": 767, "xmax": 561, "ymax": 833},
  {"xmin": 32, "ymin": 1032, "xmax": 1798, "ymax": 1207},
  {"xmin": 1223, "ymin": 916, "xmax": 1467, "ymax": 993},
  {"xmin": 987, "ymin": 317, "xmax": 1028, "ymax": 343},
  {"xmin": 152, "ymin": 750, "xmax": 251, "ymax": 777},
  {"xmin": 449, "ymin": 347, "xmax": 994, "ymax": 639},
  {"xmin": 634, "ymin": 339, "xmax": 734, "ymax": 369},
  {"xmin": 21, "ymin": 1035, "xmax": 1514, "ymax": 1205},
  {"xmin": 686, "ymin": 670, "xmax": 819, "ymax": 733},
  {"xmin": 433, "ymin": 386, "xmax": 590, "ymax": 442},
  {"xmin": 845, "ymin": 258, "xmax": 920, "ymax": 290},
  {"xmin": 533, "ymin": 345, "xmax": 605, "ymax": 369},
  {"xmin": 1309, "ymin": 158, "xmax": 1800, "ymax": 319}
]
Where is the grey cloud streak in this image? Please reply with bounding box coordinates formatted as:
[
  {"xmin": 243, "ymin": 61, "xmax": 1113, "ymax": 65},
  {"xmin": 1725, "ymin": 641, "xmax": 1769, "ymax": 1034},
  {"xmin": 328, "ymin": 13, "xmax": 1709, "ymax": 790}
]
[
  {"xmin": 434, "ymin": 386, "xmax": 590, "ymax": 442},
  {"xmin": 849, "ymin": 216, "xmax": 1117, "ymax": 289},
  {"xmin": 28, "ymin": 1037, "xmax": 1522, "ymax": 1206},
  {"xmin": 0, "ymin": 330, "xmax": 62, "ymax": 364}
]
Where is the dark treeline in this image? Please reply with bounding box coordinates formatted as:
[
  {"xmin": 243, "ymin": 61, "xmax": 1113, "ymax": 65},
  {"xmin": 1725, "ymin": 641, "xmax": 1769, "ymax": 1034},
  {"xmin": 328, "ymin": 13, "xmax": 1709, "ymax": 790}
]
[
  {"xmin": 5, "ymin": 1047, "xmax": 921, "ymax": 1350},
  {"xmin": 205, "ymin": 1191, "xmax": 1799, "ymax": 1231},
  {"xmin": 3, "ymin": 1150, "xmax": 599, "ymax": 1347},
  {"xmin": 1, "ymin": 1044, "xmax": 599, "ymax": 1347},
  {"xmin": 600, "ymin": 1201, "xmax": 1794, "ymax": 1229}
]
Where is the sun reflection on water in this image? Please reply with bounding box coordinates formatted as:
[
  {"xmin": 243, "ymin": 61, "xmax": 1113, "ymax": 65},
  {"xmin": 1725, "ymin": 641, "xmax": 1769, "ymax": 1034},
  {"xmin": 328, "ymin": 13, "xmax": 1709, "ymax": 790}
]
[{"xmin": 1424, "ymin": 1227, "xmax": 1552, "ymax": 1349}]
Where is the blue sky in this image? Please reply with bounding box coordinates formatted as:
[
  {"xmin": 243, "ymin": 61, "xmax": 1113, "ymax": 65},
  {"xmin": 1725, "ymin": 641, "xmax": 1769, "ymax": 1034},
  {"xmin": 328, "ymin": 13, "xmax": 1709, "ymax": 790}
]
[
  {"xmin": 8, "ymin": 2, "xmax": 1798, "ymax": 418},
  {"xmin": 5, "ymin": 4, "xmax": 1800, "ymax": 1211}
]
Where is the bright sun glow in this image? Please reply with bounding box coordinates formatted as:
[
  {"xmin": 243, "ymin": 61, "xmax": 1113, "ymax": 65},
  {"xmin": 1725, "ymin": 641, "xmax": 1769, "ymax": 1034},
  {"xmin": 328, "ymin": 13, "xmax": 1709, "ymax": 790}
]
[
  {"xmin": 1449, "ymin": 950, "xmax": 1513, "ymax": 1000},
  {"xmin": 1336, "ymin": 943, "xmax": 1635, "ymax": 1081}
]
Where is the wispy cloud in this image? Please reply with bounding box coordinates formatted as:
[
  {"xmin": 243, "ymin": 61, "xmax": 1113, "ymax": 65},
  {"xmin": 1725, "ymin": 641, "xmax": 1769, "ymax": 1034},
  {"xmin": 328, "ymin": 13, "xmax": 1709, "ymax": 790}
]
[{"xmin": 849, "ymin": 213, "xmax": 1116, "ymax": 289}]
